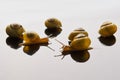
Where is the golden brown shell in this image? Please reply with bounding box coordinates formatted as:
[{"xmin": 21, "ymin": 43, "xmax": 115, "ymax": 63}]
[
  {"xmin": 99, "ymin": 21, "xmax": 117, "ymax": 37},
  {"xmin": 6, "ymin": 23, "xmax": 25, "ymax": 38},
  {"xmin": 45, "ymin": 18, "xmax": 62, "ymax": 28}
]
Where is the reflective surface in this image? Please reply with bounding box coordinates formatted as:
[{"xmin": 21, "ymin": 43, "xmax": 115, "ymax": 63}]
[{"xmin": 1, "ymin": 0, "xmax": 120, "ymax": 80}]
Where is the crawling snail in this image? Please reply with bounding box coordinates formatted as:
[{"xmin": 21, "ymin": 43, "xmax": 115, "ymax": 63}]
[
  {"xmin": 45, "ymin": 18, "xmax": 62, "ymax": 29},
  {"xmin": 55, "ymin": 34, "xmax": 92, "ymax": 59},
  {"xmin": 55, "ymin": 28, "xmax": 92, "ymax": 59},
  {"xmin": 6, "ymin": 23, "xmax": 25, "ymax": 39},
  {"xmin": 98, "ymin": 21, "xmax": 117, "ymax": 37},
  {"xmin": 55, "ymin": 34, "xmax": 91, "ymax": 52},
  {"xmin": 68, "ymin": 28, "xmax": 88, "ymax": 41},
  {"xmin": 19, "ymin": 31, "xmax": 54, "ymax": 51},
  {"xmin": 19, "ymin": 31, "xmax": 49, "ymax": 46}
]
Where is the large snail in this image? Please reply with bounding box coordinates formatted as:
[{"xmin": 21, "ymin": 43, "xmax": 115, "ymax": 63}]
[
  {"xmin": 6, "ymin": 23, "xmax": 25, "ymax": 39},
  {"xmin": 44, "ymin": 18, "xmax": 62, "ymax": 29},
  {"xmin": 55, "ymin": 28, "xmax": 92, "ymax": 56},
  {"xmin": 98, "ymin": 21, "xmax": 117, "ymax": 37},
  {"xmin": 20, "ymin": 31, "xmax": 49, "ymax": 46}
]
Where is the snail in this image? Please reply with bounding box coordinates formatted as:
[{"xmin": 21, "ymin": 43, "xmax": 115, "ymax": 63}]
[
  {"xmin": 55, "ymin": 27, "xmax": 92, "ymax": 59},
  {"xmin": 19, "ymin": 31, "xmax": 49, "ymax": 46},
  {"xmin": 6, "ymin": 23, "xmax": 25, "ymax": 39},
  {"xmin": 19, "ymin": 31, "xmax": 55, "ymax": 51},
  {"xmin": 44, "ymin": 18, "xmax": 62, "ymax": 29},
  {"xmin": 68, "ymin": 28, "xmax": 88, "ymax": 41},
  {"xmin": 55, "ymin": 34, "xmax": 92, "ymax": 53},
  {"xmin": 98, "ymin": 21, "xmax": 117, "ymax": 37}
]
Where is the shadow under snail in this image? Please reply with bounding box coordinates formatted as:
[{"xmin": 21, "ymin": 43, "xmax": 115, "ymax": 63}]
[
  {"xmin": 6, "ymin": 36, "xmax": 23, "ymax": 49},
  {"xmin": 6, "ymin": 23, "xmax": 25, "ymax": 39},
  {"xmin": 44, "ymin": 18, "xmax": 62, "ymax": 29},
  {"xmin": 23, "ymin": 44, "xmax": 40, "ymax": 56},
  {"xmin": 44, "ymin": 27, "xmax": 62, "ymax": 38},
  {"xmin": 98, "ymin": 21, "xmax": 117, "ymax": 37}
]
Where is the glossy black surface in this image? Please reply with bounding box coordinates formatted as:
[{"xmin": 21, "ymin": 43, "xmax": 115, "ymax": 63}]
[{"xmin": 0, "ymin": 0, "xmax": 120, "ymax": 80}]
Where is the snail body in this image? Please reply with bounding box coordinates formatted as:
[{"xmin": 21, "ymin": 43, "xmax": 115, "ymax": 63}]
[
  {"xmin": 99, "ymin": 21, "xmax": 117, "ymax": 37},
  {"xmin": 20, "ymin": 31, "xmax": 49, "ymax": 46},
  {"xmin": 6, "ymin": 23, "xmax": 25, "ymax": 39},
  {"xmin": 45, "ymin": 18, "xmax": 62, "ymax": 28}
]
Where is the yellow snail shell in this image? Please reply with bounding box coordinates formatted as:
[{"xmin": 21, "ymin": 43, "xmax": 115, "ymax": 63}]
[
  {"xmin": 99, "ymin": 21, "xmax": 117, "ymax": 37},
  {"xmin": 45, "ymin": 18, "xmax": 62, "ymax": 28},
  {"xmin": 22, "ymin": 31, "xmax": 40, "ymax": 43},
  {"xmin": 70, "ymin": 34, "xmax": 91, "ymax": 51},
  {"xmin": 6, "ymin": 23, "xmax": 25, "ymax": 38}
]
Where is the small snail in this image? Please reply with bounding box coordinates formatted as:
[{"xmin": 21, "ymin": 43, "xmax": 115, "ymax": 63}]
[
  {"xmin": 68, "ymin": 28, "xmax": 88, "ymax": 41},
  {"xmin": 6, "ymin": 23, "xmax": 25, "ymax": 39},
  {"xmin": 98, "ymin": 21, "xmax": 117, "ymax": 37},
  {"xmin": 45, "ymin": 18, "xmax": 62, "ymax": 28},
  {"xmin": 20, "ymin": 31, "xmax": 49, "ymax": 46},
  {"xmin": 20, "ymin": 31, "xmax": 55, "ymax": 51}
]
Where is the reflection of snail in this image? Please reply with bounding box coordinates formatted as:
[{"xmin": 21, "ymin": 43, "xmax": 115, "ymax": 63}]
[
  {"xmin": 98, "ymin": 21, "xmax": 117, "ymax": 37},
  {"xmin": 6, "ymin": 37, "xmax": 23, "ymax": 49},
  {"xmin": 45, "ymin": 18, "xmax": 62, "ymax": 29},
  {"xmin": 98, "ymin": 35, "xmax": 116, "ymax": 46},
  {"xmin": 6, "ymin": 23, "xmax": 25, "ymax": 39},
  {"xmin": 70, "ymin": 50, "xmax": 90, "ymax": 63},
  {"xmin": 55, "ymin": 49, "xmax": 90, "ymax": 62},
  {"xmin": 45, "ymin": 27, "xmax": 62, "ymax": 38},
  {"xmin": 23, "ymin": 45, "xmax": 40, "ymax": 55}
]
